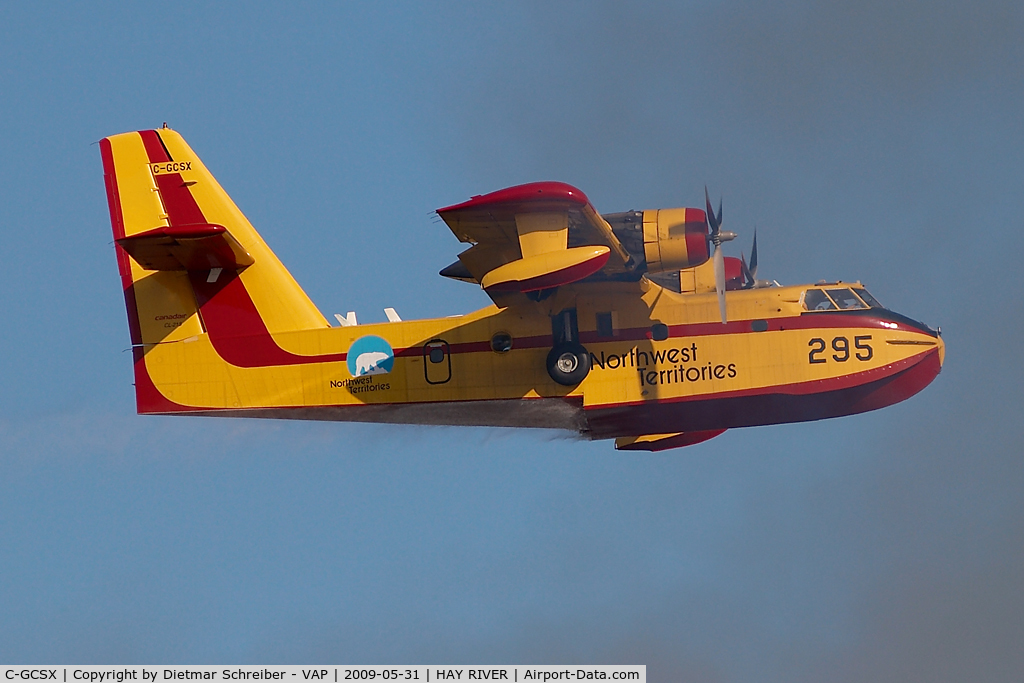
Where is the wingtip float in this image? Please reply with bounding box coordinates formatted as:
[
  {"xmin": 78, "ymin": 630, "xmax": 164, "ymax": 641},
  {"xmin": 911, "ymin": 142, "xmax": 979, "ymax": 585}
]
[{"xmin": 101, "ymin": 127, "xmax": 944, "ymax": 451}]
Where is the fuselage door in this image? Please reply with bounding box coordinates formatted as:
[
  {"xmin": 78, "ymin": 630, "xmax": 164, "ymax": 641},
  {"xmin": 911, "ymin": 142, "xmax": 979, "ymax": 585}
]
[{"xmin": 423, "ymin": 339, "xmax": 451, "ymax": 384}]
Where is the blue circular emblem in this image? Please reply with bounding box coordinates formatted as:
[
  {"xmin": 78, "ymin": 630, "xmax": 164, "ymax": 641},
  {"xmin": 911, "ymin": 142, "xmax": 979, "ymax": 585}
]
[{"xmin": 347, "ymin": 335, "xmax": 395, "ymax": 377}]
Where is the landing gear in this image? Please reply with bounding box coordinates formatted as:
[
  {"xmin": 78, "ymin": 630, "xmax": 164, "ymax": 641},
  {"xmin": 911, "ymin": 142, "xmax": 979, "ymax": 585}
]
[
  {"xmin": 547, "ymin": 309, "xmax": 591, "ymax": 386},
  {"xmin": 547, "ymin": 343, "xmax": 591, "ymax": 386}
]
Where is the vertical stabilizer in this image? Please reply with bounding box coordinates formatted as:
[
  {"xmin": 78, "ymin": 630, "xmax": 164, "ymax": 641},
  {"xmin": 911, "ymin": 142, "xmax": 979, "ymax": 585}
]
[{"xmin": 100, "ymin": 128, "xmax": 330, "ymax": 412}]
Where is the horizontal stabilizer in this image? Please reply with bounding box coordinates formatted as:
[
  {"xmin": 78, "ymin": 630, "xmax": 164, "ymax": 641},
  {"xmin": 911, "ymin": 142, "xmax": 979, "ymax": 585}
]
[
  {"xmin": 117, "ymin": 223, "xmax": 254, "ymax": 271},
  {"xmin": 615, "ymin": 429, "xmax": 727, "ymax": 451}
]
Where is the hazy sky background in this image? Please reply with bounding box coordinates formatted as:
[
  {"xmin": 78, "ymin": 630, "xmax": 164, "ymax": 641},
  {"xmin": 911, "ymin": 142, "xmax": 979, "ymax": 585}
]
[{"xmin": 1, "ymin": 2, "xmax": 1022, "ymax": 679}]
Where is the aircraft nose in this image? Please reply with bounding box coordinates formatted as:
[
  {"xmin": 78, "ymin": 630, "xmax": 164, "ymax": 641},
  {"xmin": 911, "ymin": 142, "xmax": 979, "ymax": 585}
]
[{"xmin": 937, "ymin": 332, "xmax": 945, "ymax": 368}]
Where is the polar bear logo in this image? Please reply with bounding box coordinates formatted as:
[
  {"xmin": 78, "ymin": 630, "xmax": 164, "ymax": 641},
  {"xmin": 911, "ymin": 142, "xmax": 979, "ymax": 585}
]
[
  {"xmin": 346, "ymin": 335, "xmax": 395, "ymax": 377},
  {"xmin": 355, "ymin": 351, "xmax": 390, "ymax": 376}
]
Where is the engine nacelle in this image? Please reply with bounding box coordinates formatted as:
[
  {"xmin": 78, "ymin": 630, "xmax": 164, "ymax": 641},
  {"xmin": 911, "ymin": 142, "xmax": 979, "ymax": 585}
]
[{"xmin": 641, "ymin": 208, "xmax": 709, "ymax": 274}]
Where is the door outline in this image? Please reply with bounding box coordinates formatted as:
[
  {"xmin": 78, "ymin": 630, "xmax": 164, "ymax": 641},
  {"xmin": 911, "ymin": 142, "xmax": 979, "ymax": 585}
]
[{"xmin": 423, "ymin": 338, "xmax": 451, "ymax": 384}]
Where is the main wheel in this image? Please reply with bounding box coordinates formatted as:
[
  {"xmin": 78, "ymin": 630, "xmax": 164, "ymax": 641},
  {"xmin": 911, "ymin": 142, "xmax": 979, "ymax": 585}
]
[{"xmin": 546, "ymin": 342, "xmax": 592, "ymax": 386}]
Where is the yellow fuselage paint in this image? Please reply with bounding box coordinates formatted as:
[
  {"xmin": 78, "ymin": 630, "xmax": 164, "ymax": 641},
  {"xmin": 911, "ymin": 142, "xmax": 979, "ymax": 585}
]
[{"xmin": 141, "ymin": 281, "xmax": 942, "ymax": 414}]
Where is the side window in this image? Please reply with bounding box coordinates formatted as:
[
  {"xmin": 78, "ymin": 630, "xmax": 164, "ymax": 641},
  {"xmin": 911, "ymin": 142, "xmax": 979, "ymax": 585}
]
[
  {"xmin": 491, "ymin": 332, "xmax": 513, "ymax": 353},
  {"xmin": 803, "ymin": 289, "xmax": 837, "ymax": 311},
  {"xmin": 596, "ymin": 312, "xmax": 614, "ymax": 338}
]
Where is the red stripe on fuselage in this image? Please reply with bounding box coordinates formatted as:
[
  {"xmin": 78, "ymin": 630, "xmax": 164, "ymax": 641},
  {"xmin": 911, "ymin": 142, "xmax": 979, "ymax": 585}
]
[
  {"xmin": 578, "ymin": 311, "xmax": 930, "ymax": 345},
  {"xmin": 415, "ymin": 312, "xmax": 923, "ymax": 361},
  {"xmin": 135, "ymin": 307, "xmax": 928, "ymax": 371}
]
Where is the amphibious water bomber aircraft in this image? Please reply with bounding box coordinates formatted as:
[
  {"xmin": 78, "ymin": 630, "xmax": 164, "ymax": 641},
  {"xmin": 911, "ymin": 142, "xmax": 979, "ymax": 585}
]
[{"xmin": 100, "ymin": 127, "xmax": 944, "ymax": 451}]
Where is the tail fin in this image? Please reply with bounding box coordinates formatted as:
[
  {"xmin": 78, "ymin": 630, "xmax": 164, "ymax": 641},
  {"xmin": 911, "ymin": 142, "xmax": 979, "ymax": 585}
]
[{"xmin": 100, "ymin": 127, "xmax": 330, "ymax": 411}]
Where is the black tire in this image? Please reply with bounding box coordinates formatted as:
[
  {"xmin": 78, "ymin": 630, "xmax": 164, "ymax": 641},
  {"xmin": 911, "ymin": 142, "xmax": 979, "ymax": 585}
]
[{"xmin": 546, "ymin": 342, "xmax": 592, "ymax": 386}]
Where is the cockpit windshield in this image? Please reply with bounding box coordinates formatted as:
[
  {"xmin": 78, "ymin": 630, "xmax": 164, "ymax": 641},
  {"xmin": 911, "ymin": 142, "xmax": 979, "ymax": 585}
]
[
  {"xmin": 803, "ymin": 286, "xmax": 880, "ymax": 311},
  {"xmin": 853, "ymin": 287, "xmax": 882, "ymax": 308},
  {"xmin": 803, "ymin": 289, "xmax": 837, "ymax": 311},
  {"xmin": 826, "ymin": 288, "xmax": 866, "ymax": 310}
]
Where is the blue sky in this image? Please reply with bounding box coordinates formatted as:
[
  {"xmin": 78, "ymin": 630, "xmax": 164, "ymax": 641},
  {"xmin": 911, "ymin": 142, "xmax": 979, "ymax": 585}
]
[{"xmin": 1, "ymin": 2, "xmax": 1022, "ymax": 679}]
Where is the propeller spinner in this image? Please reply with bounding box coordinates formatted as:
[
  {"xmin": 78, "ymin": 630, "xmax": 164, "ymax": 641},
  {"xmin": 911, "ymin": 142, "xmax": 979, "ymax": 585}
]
[{"xmin": 705, "ymin": 187, "xmax": 736, "ymax": 323}]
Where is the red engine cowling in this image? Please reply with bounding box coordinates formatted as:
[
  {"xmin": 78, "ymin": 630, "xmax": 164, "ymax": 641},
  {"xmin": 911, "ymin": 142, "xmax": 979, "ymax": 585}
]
[
  {"xmin": 641, "ymin": 208, "xmax": 710, "ymax": 274},
  {"xmin": 724, "ymin": 256, "xmax": 745, "ymax": 290}
]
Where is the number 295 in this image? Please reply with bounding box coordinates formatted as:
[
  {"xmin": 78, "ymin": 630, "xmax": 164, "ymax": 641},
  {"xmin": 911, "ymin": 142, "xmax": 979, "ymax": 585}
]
[{"xmin": 808, "ymin": 335, "xmax": 872, "ymax": 364}]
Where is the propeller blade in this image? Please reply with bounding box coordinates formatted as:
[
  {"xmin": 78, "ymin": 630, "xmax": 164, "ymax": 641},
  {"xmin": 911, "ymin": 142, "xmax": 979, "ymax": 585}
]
[
  {"xmin": 740, "ymin": 251, "xmax": 754, "ymax": 288},
  {"xmin": 704, "ymin": 187, "xmax": 719, "ymax": 232},
  {"xmin": 750, "ymin": 230, "xmax": 758, "ymax": 280},
  {"xmin": 714, "ymin": 244, "xmax": 727, "ymax": 323}
]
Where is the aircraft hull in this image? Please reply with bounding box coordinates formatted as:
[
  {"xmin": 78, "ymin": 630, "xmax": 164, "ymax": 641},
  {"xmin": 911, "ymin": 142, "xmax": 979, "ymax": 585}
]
[
  {"xmin": 101, "ymin": 127, "xmax": 944, "ymax": 448},
  {"xmin": 134, "ymin": 336, "xmax": 941, "ymax": 440},
  {"xmin": 585, "ymin": 346, "xmax": 941, "ymax": 438}
]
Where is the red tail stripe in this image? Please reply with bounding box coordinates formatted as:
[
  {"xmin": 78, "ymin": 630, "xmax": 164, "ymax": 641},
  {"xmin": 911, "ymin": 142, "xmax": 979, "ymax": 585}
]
[
  {"xmin": 99, "ymin": 137, "xmax": 133, "ymax": 281},
  {"xmin": 99, "ymin": 139, "xmax": 125, "ymax": 240},
  {"xmin": 133, "ymin": 130, "xmax": 346, "ymax": 367},
  {"xmin": 154, "ymin": 172, "xmax": 207, "ymax": 226},
  {"xmin": 138, "ymin": 130, "xmax": 205, "ymax": 227},
  {"xmin": 100, "ymin": 137, "xmax": 144, "ymax": 346},
  {"xmin": 189, "ymin": 272, "xmax": 347, "ymax": 367},
  {"xmin": 138, "ymin": 129, "xmax": 170, "ymax": 163},
  {"xmin": 133, "ymin": 347, "xmax": 199, "ymax": 413}
]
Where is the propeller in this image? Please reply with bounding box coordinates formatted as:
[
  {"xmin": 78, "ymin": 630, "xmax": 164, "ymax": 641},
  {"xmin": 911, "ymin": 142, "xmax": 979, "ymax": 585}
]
[
  {"xmin": 739, "ymin": 230, "xmax": 779, "ymax": 289},
  {"xmin": 705, "ymin": 187, "xmax": 737, "ymax": 323}
]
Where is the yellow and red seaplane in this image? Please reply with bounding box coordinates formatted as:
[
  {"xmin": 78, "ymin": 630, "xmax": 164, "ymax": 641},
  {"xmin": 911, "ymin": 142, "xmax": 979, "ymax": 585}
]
[{"xmin": 100, "ymin": 127, "xmax": 944, "ymax": 451}]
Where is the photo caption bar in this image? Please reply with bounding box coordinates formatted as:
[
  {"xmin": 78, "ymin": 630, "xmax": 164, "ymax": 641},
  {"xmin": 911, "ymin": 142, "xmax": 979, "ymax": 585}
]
[{"xmin": 0, "ymin": 667, "xmax": 644, "ymax": 683}]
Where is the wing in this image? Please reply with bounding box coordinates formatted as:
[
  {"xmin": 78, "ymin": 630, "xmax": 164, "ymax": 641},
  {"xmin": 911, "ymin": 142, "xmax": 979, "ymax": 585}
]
[{"xmin": 436, "ymin": 182, "xmax": 638, "ymax": 304}]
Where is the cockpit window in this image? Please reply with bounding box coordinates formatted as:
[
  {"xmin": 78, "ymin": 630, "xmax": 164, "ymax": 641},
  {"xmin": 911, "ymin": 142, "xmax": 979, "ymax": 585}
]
[
  {"xmin": 853, "ymin": 287, "xmax": 882, "ymax": 308},
  {"xmin": 803, "ymin": 289, "xmax": 837, "ymax": 311},
  {"xmin": 826, "ymin": 288, "xmax": 866, "ymax": 310}
]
